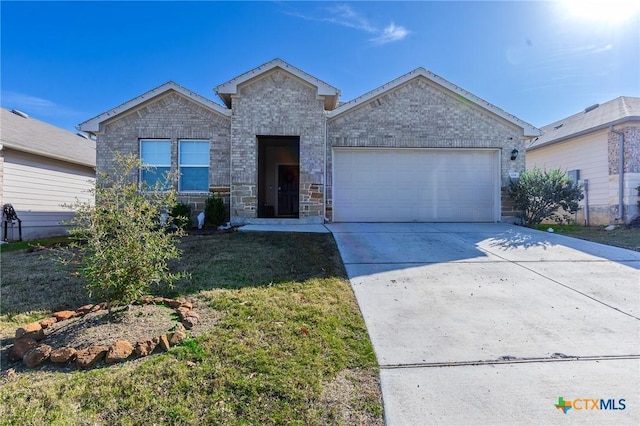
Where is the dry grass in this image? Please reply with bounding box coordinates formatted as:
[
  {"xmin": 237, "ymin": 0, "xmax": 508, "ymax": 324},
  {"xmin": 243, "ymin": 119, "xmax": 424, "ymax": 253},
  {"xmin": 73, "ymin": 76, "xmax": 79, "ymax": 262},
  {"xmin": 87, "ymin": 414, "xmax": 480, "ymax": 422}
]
[
  {"xmin": 536, "ymin": 224, "xmax": 640, "ymax": 252},
  {"xmin": 0, "ymin": 232, "xmax": 383, "ymax": 425}
]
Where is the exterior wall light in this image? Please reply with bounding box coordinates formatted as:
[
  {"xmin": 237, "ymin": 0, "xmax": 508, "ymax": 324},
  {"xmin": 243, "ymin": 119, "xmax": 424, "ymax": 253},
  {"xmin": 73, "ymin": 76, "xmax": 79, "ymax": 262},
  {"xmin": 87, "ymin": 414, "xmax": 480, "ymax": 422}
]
[{"xmin": 510, "ymin": 148, "xmax": 519, "ymax": 160}]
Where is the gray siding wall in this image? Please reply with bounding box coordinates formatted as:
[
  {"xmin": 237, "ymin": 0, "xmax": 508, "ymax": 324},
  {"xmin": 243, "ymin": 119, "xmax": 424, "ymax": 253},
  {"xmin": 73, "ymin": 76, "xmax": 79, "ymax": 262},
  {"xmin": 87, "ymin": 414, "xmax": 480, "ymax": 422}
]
[
  {"xmin": 97, "ymin": 91, "xmax": 231, "ymax": 219},
  {"xmin": 2, "ymin": 149, "xmax": 95, "ymax": 240},
  {"xmin": 327, "ymin": 77, "xmax": 525, "ymax": 220},
  {"xmin": 230, "ymin": 70, "xmax": 326, "ymax": 223}
]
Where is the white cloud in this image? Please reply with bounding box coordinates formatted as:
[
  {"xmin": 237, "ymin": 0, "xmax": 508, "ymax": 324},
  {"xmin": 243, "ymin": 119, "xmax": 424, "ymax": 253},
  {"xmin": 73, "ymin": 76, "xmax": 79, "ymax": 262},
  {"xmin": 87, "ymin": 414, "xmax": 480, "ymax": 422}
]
[
  {"xmin": 370, "ymin": 23, "xmax": 409, "ymax": 45},
  {"xmin": 324, "ymin": 4, "xmax": 378, "ymax": 34},
  {"xmin": 2, "ymin": 91, "xmax": 57, "ymax": 111},
  {"xmin": 285, "ymin": 4, "xmax": 409, "ymax": 45},
  {"xmin": 0, "ymin": 90, "xmax": 84, "ymax": 126}
]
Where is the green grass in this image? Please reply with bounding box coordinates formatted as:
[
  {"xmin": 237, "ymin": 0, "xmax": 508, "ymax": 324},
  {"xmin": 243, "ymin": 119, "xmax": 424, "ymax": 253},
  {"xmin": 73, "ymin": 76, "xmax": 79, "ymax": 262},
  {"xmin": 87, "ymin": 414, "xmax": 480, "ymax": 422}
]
[
  {"xmin": 533, "ymin": 224, "xmax": 640, "ymax": 251},
  {"xmin": 0, "ymin": 236, "xmax": 71, "ymax": 253},
  {"xmin": 0, "ymin": 232, "xmax": 382, "ymax": 425}
]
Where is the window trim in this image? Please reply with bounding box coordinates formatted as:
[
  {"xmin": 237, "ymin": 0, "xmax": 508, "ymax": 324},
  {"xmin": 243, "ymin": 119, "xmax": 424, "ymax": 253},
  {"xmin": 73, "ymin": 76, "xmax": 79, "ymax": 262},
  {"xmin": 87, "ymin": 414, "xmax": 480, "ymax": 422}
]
[
  {"xmin": 139, "ymin": 139, "xmax": 172, "ymax": 191},
  {"xmin": 178, "ymin": 139, "xmax": 210, "ymax": 193}
]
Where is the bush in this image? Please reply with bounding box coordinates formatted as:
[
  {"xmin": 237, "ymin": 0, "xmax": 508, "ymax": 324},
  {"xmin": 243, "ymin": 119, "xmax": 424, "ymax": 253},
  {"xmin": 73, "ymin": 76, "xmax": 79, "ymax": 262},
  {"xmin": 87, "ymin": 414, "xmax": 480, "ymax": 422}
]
[
  {"xmin": 171, "ymin": 202, "xmax": 193, "ymax": 229},
  {"xmin": 508, "ymin": 167, "xmax": 584, "ymax": 226},
  {"xmin": 205, "ymin": 192, "xmax": 226, "ymax": 227},
  {"xmin": 61, "ymin": 154, "xmax": 188, "ymax": 315}
]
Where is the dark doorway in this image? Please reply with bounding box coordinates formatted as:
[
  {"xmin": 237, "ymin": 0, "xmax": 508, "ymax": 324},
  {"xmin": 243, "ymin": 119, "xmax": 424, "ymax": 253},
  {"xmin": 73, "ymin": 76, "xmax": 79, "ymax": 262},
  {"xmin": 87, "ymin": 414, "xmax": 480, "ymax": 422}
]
[
  {"xmin": 277, "ymin": 164, "xmax": 299, "ymax": 216},
  {"xmin": 257, "ymin": 136, "xmax": 300, "ymax": 218}
]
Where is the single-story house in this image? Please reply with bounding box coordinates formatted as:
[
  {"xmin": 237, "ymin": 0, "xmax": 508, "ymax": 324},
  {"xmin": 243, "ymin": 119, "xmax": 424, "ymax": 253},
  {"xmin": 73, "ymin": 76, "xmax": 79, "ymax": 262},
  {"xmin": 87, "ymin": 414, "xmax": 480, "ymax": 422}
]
[
  {"xmin": 79, "ymin": 59, "xmax": 539, "ymax": 224},
  {"xmin": 0, "ymin": 107, "xmax": 96, "ymax": 240},
  {"xmin": 527, "ymin": 96, "xmax": 640, "ymax": 225}
]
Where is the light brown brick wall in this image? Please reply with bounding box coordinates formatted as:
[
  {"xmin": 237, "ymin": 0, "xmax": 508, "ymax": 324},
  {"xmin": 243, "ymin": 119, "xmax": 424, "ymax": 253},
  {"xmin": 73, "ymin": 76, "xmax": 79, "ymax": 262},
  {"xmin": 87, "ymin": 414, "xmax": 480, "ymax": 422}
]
[
  {"xmin": 96, "ymin": 91, "xmax": 231, "ymax": 220},
  {"xmin": 327, "ymin": 76, "xmax": 526, "ymax": 221},
  {"xmin": 229, "ymin": 70, "xmax": 326, "ymax": 222}
]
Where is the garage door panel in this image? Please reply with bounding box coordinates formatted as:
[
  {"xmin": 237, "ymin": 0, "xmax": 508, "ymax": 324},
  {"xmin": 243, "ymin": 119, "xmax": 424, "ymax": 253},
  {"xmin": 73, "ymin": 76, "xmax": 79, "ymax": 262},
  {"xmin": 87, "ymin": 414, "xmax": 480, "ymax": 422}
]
[{"xmin": 333, "ymin": 149, "xmax": 498, "ymax": 222}]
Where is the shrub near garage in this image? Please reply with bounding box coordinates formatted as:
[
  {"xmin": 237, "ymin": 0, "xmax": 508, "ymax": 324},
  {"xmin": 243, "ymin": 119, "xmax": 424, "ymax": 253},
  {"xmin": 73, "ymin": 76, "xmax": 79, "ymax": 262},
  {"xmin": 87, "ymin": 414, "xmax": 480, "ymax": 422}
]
[{"xmin": 508, "ymin": 167, "xmax": 584, "ymax": 226}]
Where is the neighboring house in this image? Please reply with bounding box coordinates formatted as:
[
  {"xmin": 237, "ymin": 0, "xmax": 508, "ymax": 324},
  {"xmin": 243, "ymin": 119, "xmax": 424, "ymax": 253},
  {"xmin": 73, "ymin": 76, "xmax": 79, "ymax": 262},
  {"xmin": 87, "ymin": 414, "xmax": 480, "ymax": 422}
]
[
  {"xmin": 0, "ymin": 108, "xmax": 96, "ymax": 240},
  {"xmin": 79, "ymin": 59, "xmax": 539, "ymax": 224},
  {"xmin": 527, "ymin": 97, "xmax": 640, "ymax": 226}
]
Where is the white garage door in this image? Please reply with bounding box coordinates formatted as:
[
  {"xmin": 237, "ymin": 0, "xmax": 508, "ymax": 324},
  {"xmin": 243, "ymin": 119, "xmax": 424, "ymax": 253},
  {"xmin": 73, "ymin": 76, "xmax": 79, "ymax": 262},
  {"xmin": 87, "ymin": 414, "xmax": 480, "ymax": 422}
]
[{"xmin": 332, "ymin": 148, "xmax": 499, "ymax": 222}]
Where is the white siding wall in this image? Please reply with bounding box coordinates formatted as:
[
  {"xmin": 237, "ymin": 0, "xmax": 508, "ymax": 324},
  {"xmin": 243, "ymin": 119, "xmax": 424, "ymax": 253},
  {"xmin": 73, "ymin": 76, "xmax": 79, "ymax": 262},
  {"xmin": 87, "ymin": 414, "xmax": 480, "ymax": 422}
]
[
  {"xmin": 527, "ymin": 130, "xmax": 609, "ymax": 222},
  {"xmin": 2, "ymin": 149, "xmax": 95, "ymax": 239}
]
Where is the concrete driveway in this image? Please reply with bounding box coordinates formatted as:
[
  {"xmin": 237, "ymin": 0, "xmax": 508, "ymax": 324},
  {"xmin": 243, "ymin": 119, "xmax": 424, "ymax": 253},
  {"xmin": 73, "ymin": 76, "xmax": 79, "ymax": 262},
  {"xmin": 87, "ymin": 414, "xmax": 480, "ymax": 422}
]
[{"xmin": 327, "ymin": 223, "xmax": 640, "ymax": 425}]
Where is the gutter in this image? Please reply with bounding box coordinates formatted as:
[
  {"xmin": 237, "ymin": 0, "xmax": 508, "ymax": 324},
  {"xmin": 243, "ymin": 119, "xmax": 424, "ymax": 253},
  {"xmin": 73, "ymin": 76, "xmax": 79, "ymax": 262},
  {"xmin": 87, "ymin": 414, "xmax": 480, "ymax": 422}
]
[{"xmin": 609, "ymin": 126, "xmax": 625, "ymax": 221}]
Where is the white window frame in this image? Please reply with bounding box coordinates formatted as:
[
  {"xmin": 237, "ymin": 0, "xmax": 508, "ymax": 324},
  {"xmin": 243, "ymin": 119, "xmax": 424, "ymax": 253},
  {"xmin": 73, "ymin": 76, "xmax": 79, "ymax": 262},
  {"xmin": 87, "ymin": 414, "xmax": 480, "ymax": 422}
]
[
  {"xmin": 178, "ymin": 139, "xmax": 210, "ymax": 193},
  {"xmin": 139, "ymin": 139, "xmax": 172, "ymax": 191}
]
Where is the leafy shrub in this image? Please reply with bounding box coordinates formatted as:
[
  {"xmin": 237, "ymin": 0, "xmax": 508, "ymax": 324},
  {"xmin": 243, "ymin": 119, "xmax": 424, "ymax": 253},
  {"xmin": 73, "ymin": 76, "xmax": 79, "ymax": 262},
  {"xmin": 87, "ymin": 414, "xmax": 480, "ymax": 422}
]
[
  {"xmin": 205, "ymin": 192, "xmax": 226, "ymax": 227},
  {"xmin": 171, "ymin": 202, "xmax": 193, "ymax": 229},
  {"xmin": 508, "ymin": 167, "xmax": 584, "ymax": 226},
  {"xmin": 62, "ymin": 154, "xmax": 188, "ymax": 315}
]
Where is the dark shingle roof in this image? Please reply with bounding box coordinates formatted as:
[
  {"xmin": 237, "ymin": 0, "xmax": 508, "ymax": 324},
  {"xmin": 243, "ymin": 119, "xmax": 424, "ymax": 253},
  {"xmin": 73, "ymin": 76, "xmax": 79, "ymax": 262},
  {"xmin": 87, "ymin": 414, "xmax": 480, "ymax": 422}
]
[
  {"xmin": 1, "ymin": 107, "xmax": 95, "ymax": 167},
  {"xmin": 528, "ymin": 96, "xmax": 640, "ymax": 151}
]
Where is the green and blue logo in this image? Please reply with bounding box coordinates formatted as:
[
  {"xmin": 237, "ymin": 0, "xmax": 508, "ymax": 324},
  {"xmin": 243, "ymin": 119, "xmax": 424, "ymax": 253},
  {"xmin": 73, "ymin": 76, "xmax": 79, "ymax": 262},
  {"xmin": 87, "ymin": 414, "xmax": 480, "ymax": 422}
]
[{"xmin": 555, "ymin": 397, "xmax": 626, "ymax": 414}]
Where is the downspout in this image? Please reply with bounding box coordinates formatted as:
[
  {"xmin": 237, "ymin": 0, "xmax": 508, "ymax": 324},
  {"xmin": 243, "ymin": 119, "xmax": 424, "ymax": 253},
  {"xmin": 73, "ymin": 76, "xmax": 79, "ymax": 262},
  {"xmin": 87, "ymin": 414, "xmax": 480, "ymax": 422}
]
[
  {"xmin": 323, "ymin": 111, "xmax": 328, "ymax": 223},
  {"xmin": 609, "ymin": 126, "xmax": 625, "ymax": 221}
]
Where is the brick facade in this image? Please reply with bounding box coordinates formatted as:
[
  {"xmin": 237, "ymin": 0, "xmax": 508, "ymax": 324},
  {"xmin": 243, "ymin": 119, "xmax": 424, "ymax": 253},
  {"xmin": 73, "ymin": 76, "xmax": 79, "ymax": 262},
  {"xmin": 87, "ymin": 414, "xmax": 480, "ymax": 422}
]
[
  {"xmin": 229, "ymin": 70, "xmax": 326, "ymax": 223},
  {"xmin": 327, "ymin": 77, "xmax": 525, "ymax": 221},
  {"xmin": 97, "ymin": 92, "xmax": 231, "ymax": 220},
  {"xmin": 607, "ymin": 125, "xmax": 640, "ymax": 223},
  {"xmin": 87, "ymin": 61, "xmax": 537, "ymax": 225}
]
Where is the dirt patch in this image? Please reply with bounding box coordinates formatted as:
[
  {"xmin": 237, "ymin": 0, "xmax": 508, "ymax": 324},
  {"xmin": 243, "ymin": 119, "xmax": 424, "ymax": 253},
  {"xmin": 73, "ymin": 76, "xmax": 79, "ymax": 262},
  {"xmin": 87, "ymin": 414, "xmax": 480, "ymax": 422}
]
[
  {"xmin": 1, "ymin": 298, "xmax": 219, "ymax": 375},
  {"xmin": 44, "ymin": 304, "xmax": 177, "ymax": 350},
  {"xmin": 319, "ymin": 369, "xmax": 384, "ymax": 425}
]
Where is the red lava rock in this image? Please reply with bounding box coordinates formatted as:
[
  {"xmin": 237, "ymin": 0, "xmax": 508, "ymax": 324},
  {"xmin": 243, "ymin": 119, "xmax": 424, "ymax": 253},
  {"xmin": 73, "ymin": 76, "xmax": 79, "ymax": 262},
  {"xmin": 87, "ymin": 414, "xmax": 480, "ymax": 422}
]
[
  {"xmin": 76, "ymin": 345, "xmax": 108, "ymax": 369},
  {"xmin": 158, "ymin": 335, "xmax": 171, "ymax": 352},
  {"xmin": 76, "ymin": 304, "xmax": 95, "ymax": 315},
  {"xmin": 135, "ymin": 339, "xmax": 157, "ymax": 357},
  {"xmin": 182, "ymin": 317, "xmax": 198, "ymax": 330},
  {"xmin": 168, "ymin": 329, "xmax": 187, "ymax": 345},
  {"xmin": 165, "ymin": 299, "xmax": 182, "ymax": 308},
  {"xmin": 179, "ymin": 300, "xmax": 194, "ymax": 310},
  {"xmin": 105, "ymin": 340, "xmax": 134, "ymax": 364},
  {"xmin": 50, "ymin": 347, "xmax": 77, "ymax": 363},
  {"xmin": 23, "ymin": 344, "xmax": 52, "ymax": 368},
  {"xmin": 176, "ymin": 307, "xmax": 190, "ymax": 319},
  {"xmin": 153, "ymin": 297, "xmax": 168, "ymax": 304},
  {"xmin": 53, "ymin": 310, "xmax": 76, "ymax": 321},
  {"xmin": 185, "ymin": 310, "xmax": 200, "ymax": 320},
  {"xmin": 39, "ymin": 317, "xmax": 57, "ymax": 329},
  {"xmin": 137, "ymin": 295, "xmax": 154, "ymax": 305},
  {"xmin": 8, "ymin": 338, "xmax": 38, "ymax": 361},
  {"xmin": 15, "ymin": 322, "xmax": 44, "ymax": 340}
]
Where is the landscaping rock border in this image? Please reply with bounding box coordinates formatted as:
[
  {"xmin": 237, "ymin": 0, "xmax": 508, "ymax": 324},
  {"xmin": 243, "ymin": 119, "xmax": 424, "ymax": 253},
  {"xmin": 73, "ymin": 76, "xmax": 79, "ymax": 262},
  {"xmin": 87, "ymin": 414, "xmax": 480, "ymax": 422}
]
[{"xmin": 8, "ymin": 297, "xmax": 198, "ymax": 370}]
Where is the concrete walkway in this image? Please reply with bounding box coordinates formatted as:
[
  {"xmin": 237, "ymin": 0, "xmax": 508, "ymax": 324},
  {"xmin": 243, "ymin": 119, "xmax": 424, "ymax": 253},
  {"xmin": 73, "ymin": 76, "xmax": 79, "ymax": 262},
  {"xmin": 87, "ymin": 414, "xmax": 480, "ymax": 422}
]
[{"xmin": 327, "ymin": 223, "xmax": 640, "ymax": 425}]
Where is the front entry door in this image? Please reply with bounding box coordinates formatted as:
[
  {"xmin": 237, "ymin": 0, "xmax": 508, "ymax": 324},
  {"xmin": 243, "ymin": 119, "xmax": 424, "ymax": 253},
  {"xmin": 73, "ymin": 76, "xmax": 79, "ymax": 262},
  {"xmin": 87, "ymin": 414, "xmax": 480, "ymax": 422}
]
[{"xmin": 277, "ymin": 164, "xmax": 299, "ymax": 217}]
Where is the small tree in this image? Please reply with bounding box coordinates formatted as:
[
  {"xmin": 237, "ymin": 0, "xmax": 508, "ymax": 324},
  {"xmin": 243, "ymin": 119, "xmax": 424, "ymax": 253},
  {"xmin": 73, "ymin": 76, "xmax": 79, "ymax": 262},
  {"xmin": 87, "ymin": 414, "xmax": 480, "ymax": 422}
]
[
  {"xmin": 508, "ymin": 167, "xmax": 584, "ymax": 226},
  {"xmin": 204, "ymin": 192, "xmax": 226, "ymax": 227},
  {"xmin": 62, "ymin": 154, "xmax": 187, "ymax": 315}
]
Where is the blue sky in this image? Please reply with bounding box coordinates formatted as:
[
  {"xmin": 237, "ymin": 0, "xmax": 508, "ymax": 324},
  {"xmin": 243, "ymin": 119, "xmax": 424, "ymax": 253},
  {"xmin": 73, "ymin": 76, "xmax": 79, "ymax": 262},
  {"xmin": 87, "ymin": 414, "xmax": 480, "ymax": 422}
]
[{"xmin": 1, "ymin": 1, "xmax": 639, "ymax": 133}]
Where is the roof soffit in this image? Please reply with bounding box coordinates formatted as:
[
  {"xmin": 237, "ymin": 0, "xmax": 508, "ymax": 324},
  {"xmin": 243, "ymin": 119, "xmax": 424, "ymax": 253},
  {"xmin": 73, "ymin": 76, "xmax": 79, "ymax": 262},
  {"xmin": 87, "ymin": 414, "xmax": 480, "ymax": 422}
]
[
  {"xmin": 327, "ymin": 68, "xmax": 540, "ymax": 137},
  {"xmin": 79, "ymin": 82, "xmax": 230, "ymax": 133},
  {"xmin": 215, "ymin": 59, "xmax": 340, "ymax": 110}
]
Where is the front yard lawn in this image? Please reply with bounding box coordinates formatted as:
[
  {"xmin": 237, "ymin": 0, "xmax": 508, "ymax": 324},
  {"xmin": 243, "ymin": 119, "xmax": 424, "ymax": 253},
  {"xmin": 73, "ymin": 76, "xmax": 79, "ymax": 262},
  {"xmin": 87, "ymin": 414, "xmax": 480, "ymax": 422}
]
[
  {"xmin": 534, "ymin": 224, "xmax": 640, "ymax": 252},
  {"xmin": 0, "ymin": 232, "xmax": 382, "ymax": 425}
]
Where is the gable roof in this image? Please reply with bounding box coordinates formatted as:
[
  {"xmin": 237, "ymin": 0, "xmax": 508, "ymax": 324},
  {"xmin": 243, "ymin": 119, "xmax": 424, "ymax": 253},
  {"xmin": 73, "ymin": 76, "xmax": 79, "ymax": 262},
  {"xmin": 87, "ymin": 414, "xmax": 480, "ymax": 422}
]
[
  {"xmin": 327, "ymin": 67, "xmax": 540, "ymax": 137},
  {"xmin": 215, "ymin": 58, "xmax": 341, "ymax": 110},
  {"xmin": 79, "ymin": 81, "xmax": 231, "ymax": 133},
  {"xmin": 1, "ymin": 107, "xmax": 95, "ymax": 167},
  {"xmin": 528, "ymin": 96, "xmax": 640, "ymax": 151}
]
